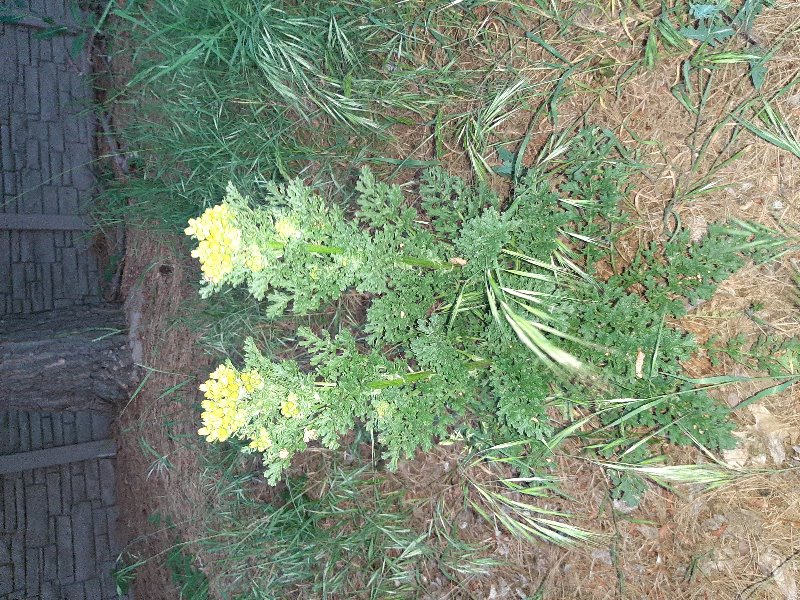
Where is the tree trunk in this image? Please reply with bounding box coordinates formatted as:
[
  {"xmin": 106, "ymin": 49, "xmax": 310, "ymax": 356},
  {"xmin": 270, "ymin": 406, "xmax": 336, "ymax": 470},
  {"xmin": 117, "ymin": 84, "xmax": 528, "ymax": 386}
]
[{"xmin": 0, "ymin": 305, "xmax": 135, "ymax": 412}]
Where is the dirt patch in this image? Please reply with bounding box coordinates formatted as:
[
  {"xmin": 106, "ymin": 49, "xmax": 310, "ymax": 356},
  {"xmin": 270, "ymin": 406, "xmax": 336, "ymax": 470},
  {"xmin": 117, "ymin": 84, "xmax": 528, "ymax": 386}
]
[{"xmin": 114, "ymin": 229, "xmax": 213, "ymax": 599}]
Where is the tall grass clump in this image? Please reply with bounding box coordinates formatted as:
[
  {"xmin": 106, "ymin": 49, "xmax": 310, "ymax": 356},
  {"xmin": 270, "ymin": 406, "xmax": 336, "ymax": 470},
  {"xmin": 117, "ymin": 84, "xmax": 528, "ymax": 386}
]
[
  {"xmin": 197, "ymin": 445, "xmax": 494, "ymax": 599},
  {"xmin": 101, "ymin": 0, "xmax": 499, "ymax": 229}
]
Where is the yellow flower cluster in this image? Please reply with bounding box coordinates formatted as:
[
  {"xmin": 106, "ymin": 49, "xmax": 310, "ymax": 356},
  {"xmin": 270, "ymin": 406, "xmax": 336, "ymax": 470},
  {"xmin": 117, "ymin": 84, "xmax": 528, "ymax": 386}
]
[
  {"xmin": 244, "ymin": 243, "xmax": 264, "ymax": 273},
  {"xmin": 239, "ymin": 369, "xmax": 264, "ymax": 394},
  {"xmin": 280, "ymin": 392, "xmax": 301, "ymax": 418},
  {"xmin": 248, "ymin": 427, "xmax": 273, "ymax": 452},
  {"xmin": 197, "ymin": 364, "xmax": 262, "ymax": 442},
  {"xmin": 374, "ymin": 400, "xmax": 391, "ymax": 419},
  {"xmin": 185, "ymin": 204, "xmax": 242, "ymax": 284},
  {"xmin": 274, "ymin": 218, "xmax": 300, "ymax": 241}
]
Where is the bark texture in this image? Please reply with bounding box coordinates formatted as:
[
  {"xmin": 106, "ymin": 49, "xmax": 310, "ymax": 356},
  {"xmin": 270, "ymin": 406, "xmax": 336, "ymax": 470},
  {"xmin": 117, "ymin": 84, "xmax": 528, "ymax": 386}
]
[{"xmin": 0, "ymin": 305, "xmax": 135, "ymax": 412}]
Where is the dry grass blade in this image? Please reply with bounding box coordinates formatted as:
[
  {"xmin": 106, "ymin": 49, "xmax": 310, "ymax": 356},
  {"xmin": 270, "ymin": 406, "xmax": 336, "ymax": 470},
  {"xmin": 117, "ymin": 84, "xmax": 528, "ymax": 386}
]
[
  {"xmin": 736, "ymin": 99, "xmax": 800, "ymax": 158},
  {"xmin": 463, "ymin": 451, "xmax": 601, "ymax": 549}
]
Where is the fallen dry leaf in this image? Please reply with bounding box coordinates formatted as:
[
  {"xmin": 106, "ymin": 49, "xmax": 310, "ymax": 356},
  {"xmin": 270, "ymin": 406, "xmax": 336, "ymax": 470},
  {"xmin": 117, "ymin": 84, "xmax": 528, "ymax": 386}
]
[
  {"xmin": 635, "ymin": 349, "xmax": 645, "ymax": 379},
  {"xmin": 758, "ymin": 550, "xmax": 799, "ymax": 600},
  {"xmin": 749, "ymin": 405, "xmax": 792, "ymax": 466}
]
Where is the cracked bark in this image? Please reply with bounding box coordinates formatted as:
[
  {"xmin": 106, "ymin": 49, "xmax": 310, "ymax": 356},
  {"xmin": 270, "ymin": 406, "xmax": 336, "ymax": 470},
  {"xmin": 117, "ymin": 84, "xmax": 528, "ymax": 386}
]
[{"xmin": 0, "ymin": 304, "xmax": 135, "ymax": 412}]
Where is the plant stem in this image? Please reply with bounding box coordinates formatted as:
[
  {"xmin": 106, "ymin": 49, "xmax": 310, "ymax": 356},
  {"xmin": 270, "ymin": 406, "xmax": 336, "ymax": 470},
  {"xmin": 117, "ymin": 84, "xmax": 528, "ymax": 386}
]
[
  {"xmin": 313, "ymin": 360, "xmax": 491, "ymax": 391},
  {"xmin": 264, "ymin": 240, "xmax": 458, "ymax": 270}
]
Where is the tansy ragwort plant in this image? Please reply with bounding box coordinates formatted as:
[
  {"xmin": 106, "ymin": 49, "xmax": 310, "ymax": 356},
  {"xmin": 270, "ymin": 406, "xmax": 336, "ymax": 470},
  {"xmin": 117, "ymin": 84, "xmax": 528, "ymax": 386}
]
[
  {"xmin": 185, "ymin": 128, "xmax": 769, "ymax": 499},
  {"xmin": 185, "ymin": 168, "xmax": 586, "ymax": 483}
]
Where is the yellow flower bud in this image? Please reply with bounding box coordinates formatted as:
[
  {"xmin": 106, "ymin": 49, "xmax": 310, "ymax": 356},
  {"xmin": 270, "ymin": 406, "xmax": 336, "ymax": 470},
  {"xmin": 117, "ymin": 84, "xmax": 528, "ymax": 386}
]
[{"xmin": 275, "ymin": 218, "xmax": 300, "ymax": 240}]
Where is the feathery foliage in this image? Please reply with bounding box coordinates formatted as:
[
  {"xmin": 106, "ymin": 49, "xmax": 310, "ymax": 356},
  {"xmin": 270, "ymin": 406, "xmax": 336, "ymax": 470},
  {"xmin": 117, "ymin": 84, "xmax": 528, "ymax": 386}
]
[{"xmin": 186, "ymin": 127, "xmax": 780, "ymax": 507}]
